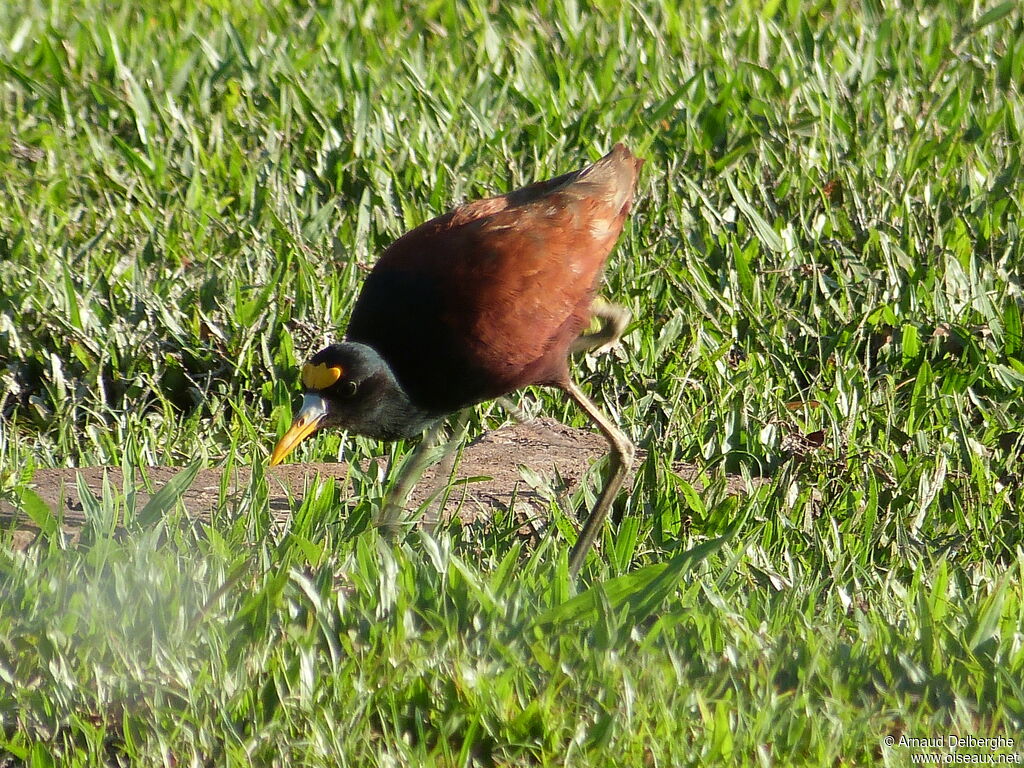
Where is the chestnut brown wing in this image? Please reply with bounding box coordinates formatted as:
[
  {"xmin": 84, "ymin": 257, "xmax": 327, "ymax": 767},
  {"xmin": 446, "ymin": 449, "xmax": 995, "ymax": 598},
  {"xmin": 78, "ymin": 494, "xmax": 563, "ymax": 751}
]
[{"xmin": 345, "ymin": 145, "xmax": 642, "ymax": 415}]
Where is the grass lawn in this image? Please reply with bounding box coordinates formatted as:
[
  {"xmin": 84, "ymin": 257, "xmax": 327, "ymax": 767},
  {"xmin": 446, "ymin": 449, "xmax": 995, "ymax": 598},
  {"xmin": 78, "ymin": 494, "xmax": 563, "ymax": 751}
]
[{"xmin": 2, "ymin": 0, "xmax": 1023, "ymax": 764}]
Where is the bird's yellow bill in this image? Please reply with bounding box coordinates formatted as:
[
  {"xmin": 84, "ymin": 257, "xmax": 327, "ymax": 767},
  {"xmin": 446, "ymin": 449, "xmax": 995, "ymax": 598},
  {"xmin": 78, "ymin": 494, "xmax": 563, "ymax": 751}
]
[{"xmin": 270, "ymin": 393, "xmax": 329, "ymax": 466}]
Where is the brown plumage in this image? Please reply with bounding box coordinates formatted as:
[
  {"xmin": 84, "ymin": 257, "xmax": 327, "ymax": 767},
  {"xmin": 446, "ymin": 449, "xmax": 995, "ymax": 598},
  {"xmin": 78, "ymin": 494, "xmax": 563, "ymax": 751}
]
[
  {"xmin": 347, "ymin": 143, "xmax": 642, "ymax": 414},
  {"xmin": 271, "ymin": 144, "xmax": 643, "ymax": 576}
]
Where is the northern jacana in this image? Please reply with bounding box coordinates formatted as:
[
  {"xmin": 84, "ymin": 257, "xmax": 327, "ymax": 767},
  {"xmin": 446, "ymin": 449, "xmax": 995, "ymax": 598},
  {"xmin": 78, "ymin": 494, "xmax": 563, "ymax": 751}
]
[{"xmin": 271, "ymin": 144, "xmax": 643, "ymax": 577}]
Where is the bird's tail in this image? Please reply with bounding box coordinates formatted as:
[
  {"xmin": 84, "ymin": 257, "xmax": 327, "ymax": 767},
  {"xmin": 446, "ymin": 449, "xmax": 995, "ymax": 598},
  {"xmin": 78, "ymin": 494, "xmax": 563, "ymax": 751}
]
[
  {"xmin": 572, "ymin": 143, "xmax": 644, "ymax": 216},
  {"xmin": 498, "ymin": 143, "xmax": 643, "ymax": 216}
]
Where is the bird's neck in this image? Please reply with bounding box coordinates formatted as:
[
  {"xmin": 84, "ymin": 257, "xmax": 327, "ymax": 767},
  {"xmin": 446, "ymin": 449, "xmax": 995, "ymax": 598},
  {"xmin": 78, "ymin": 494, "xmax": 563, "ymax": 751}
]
[
  {"xmin": 377, "ymin": 384, "xmax": 438, "ymax": 440},
  {"xmin": 357, "ymin": 364, "xmax": 439, "ymax": 441}
]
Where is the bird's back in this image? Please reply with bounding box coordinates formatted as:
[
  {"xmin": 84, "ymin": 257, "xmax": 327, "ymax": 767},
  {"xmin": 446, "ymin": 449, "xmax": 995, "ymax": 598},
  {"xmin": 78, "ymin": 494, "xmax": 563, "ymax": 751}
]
[{"xmin": 346, "ymin": 144, "xmax": 643, "ymax": 415}]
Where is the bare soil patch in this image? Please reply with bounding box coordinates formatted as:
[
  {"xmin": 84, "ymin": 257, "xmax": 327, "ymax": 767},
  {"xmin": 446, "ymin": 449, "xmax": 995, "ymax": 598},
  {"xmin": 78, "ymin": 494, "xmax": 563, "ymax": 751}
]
[{"xmin": 2, "ymin": 419, "xmax": 755, "ymax": 547}]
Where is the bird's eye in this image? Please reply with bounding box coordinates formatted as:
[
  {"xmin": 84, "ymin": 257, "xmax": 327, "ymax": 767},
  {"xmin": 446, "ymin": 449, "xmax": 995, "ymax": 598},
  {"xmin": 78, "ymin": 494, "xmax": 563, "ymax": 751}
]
[{"xmin": 342, "ymin": 380, "xmax": 358, "ymax": 398}]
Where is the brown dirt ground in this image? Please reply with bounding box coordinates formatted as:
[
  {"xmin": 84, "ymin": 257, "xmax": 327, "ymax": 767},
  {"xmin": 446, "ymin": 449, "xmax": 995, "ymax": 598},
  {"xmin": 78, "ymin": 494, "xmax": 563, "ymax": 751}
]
[{"xmin": 2, "ymin": 418, "xmax": 756, "ymax": 548}]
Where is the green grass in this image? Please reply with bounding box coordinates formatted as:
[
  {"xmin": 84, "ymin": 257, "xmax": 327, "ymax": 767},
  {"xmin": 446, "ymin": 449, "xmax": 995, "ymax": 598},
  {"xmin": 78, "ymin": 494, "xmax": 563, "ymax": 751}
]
[{"xmin": 2, "ymin": 0, "xmax": 1023, "ymax": 764}]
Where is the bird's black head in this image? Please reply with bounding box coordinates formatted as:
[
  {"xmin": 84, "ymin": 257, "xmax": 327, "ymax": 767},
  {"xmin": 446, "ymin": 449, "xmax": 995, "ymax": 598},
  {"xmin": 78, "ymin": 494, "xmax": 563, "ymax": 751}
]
[
  {"xmin": 269, "ymin": 342, "xmax": 436, "ymax": 465},
  {"xmin": 300, "ymin": 343, "xmax": 388, "ymax": 403}
]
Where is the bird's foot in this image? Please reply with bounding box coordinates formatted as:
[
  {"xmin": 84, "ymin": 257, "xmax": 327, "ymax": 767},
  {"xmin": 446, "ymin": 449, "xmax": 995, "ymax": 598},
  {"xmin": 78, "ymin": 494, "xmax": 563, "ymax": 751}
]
[{"xmin": 571, "ymin": 299, "xmax": 631, "ymax": 356}]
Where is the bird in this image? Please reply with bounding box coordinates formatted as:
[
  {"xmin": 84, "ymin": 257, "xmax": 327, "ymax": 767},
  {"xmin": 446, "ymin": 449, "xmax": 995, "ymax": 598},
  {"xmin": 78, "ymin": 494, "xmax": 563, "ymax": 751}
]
[{"xmin": 270, "ymin": 144, "xmax": 643, "ymax": 577}]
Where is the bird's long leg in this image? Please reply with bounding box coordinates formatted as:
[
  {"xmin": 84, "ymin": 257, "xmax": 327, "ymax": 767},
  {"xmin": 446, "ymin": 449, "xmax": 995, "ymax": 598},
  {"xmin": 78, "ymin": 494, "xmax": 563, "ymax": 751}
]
[
  {"xmin": 376, "ymin": 410, "xmax": 471, "ymax": 534},
  {"xmin": 419, "ymin": 409, "xmax": 471, "ymax": 533},
  {"xmin": 495, "ymin": 395, "xmax": 534, "ymax": 424},
  {"xmin": 571, "ymin": 299, "xmax": 631, "ymax": 356},
  {"xmin": 560, "ymin": 378, "xmax": 636, "ymax": 578},
  {"xmin": 376, "ymin": 419, "xmax": 446, "ymax": 534}
]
